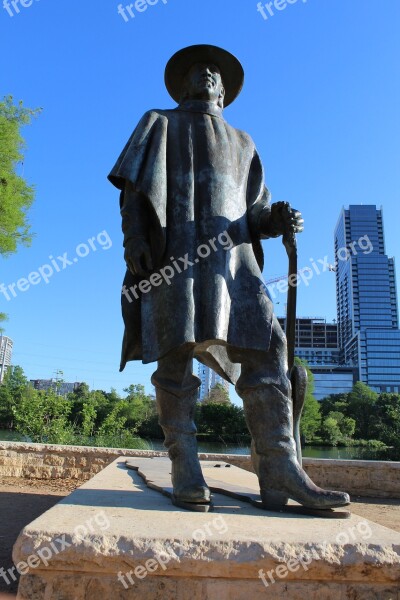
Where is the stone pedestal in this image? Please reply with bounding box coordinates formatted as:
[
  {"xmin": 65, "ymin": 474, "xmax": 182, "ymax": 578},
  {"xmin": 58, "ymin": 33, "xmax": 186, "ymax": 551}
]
[{"xmin": 13, "ymin": 458, "xmax": 400, "ymax": 599}]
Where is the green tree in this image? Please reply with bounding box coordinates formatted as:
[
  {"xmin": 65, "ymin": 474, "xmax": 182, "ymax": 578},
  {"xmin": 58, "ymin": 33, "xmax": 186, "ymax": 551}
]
[
  {"xmin": 0, "ymin": 313, "xmax": 8, "ymax": 334},
  {"xmin": 326, "ymin": 411, "xmax": 356, "ymax": 440},
  {"xmin": 347, "ymin": 382, "xmax": 378, "ymax": 439},
  {"xmin": 294, "ymin": 358, "xmax": 321, "ymax": 442},
  {"xmin": 320, "ymin": 416, "xmax": 343, "ymax": 446},
  {"xmin": 319, "ymin": 393, "xmax": 349, "ymax": 418},
  {"xmin": 122, "ymin": 384, "xmax": 157, "ymax": 427},
  {"xmin": 339, "ymin": 416, "xmax": 356, "ymax": 438},
  {"xmin": 13, "ymin": 387, "xmax": 75, "ymax": 444},
  {"xmin": 80, "ymin": 400, "xmax": 98, "ymax": 438},
  {"xmin": 68, "ymin": 387, "xmax": 110, "ymax": 430},
  {"xmin": 370, "ymin": 393, "xmax": 400, "ymax": 447},
  {"xmin": 202, "ymin": 383, "xmax": 230, "ymax": 405},
  {"xmin": 0, "ymin": 96, "xmax": 41, "ymax": 256},
  {"xmin": 0, "ymin": 365, "xmax": 29, "ymax": 428},
  {"xmin": 197, "ymin": 403, "xmax": 247, "ymax": 438},
  {"xmin": 94, "ymin": 400, "xmax": 149, "ymax": 449}
]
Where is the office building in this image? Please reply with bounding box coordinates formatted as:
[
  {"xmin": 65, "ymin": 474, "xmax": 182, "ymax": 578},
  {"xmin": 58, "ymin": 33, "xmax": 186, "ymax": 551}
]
[
  {"xmin": 334, "ymin": 205, "xmax": 400, "ymax": 392},
  {"xmin": 0, "ymin": 335, "xmax": 13, "ymax": 383},
  {"xmin": 277, "ymin": 317, "xmax": 355, "ymax": 400},
  {"xmin": 30, "ymin": 379, "xmax": 81, "ymax": 397},
  {"xmin": 198, "ymin": 364, "xmax": 230, "ymax": 401}
]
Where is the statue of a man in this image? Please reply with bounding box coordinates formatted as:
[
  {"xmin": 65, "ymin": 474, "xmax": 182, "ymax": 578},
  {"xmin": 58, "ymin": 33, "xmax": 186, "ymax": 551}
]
[{"xmin": 108, "ymin": 45, "xmax": 349, "ymax": 510}]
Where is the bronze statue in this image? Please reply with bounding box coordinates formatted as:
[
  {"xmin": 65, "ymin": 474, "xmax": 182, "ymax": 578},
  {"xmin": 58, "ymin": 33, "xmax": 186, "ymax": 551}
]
[{"xmin": 108, "ymin": 45, "xmax": 350, "ymax": 512}]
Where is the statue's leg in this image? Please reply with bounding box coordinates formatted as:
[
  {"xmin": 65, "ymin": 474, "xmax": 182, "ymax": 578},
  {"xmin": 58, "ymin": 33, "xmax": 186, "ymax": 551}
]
[
  {"xmin": 151, "ymin": 344, "xmax": 210, "ymax": 504},
  {"xmin": 234, "ymin": 319, "xmax": 350, "ymax": 510}
]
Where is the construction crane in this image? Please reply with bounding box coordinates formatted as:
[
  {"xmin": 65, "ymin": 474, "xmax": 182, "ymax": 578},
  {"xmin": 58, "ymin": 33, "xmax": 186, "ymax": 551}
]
[
  {"xmin": 264, "ymin": 267, "xmax": 313, "ymax": 286},
  {"xmin": 260, "ymin": 268, "xmax": 313, "ymax": 304}
]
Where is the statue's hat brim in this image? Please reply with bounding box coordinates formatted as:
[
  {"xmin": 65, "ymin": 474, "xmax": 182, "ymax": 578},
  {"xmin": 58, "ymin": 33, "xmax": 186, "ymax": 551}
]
[{"xmin": 165, "ymin": 44, "xmax": 244, "ymax": 107}]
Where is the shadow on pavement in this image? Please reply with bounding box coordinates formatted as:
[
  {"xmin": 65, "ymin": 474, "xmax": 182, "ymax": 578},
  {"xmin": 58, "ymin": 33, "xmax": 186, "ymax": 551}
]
[{"xmin": 0, "ymin": 491, "xmax": 64, "ymax": 594}]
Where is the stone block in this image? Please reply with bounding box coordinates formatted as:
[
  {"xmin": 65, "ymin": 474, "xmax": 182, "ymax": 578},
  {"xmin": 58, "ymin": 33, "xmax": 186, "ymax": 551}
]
[
  {"xmin": 43, "ymin": 454, "xmax": 65, "ymax": 466},
  {"xmin": 12, "ymin": 458, "xmax": 400, "ymax": 600}
]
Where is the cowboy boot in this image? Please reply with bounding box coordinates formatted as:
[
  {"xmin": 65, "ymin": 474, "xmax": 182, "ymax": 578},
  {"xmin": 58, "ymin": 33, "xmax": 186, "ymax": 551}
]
[
  {"xmin": 241, "ymin": 385, "xmax": 350, "ymax": 509},
  {"xmin": 156, "ymin": 388, "xmax": 210, "ymax": 503}
]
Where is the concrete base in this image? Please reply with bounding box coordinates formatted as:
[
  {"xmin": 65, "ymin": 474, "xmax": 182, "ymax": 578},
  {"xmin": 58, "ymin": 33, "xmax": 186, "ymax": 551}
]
[{"xmin": 13, "ymin": 458, "xmax": 400, "ymax": 599}]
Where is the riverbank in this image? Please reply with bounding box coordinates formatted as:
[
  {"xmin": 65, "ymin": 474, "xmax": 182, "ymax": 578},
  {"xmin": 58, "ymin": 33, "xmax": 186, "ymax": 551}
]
[
  {"xmin": 0, "ymin": 430, "xmax": 393, "ymax": 461},
  {"xmin": 1, "ymin": 441, "xmax": 400, "ymax": 499}
]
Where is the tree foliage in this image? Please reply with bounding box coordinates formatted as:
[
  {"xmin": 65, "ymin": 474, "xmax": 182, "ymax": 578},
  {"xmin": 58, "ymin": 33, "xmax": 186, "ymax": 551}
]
[
  {"xmin": 1, "ymin": 365, "xmax": 399, "ymax": 458},
  {"xmin": 295, "ymin": 357, "xmax": 321, "ymax": 442},
  {"xmin": 197, "ymin": 402, "xmax": 247, "ymax": 438},
  {"xmin": 346, "ymin": 382, "xmax": 378, "ymax": 439},
  {"xmin": 0, "ymin": 95, "xmax": 41, "ymax": 256},
  {"xmin": 370, "ymin": 393, "xmax": 400, "ymax": 448},
  {"xmin": 1, "ymin": 366, "xmax": 150, "ymax": 449},
  {"xmin": 202, "ymin": 383, "xmax": 230, "ymax": 405},
  {"xmin": 0, "ymin": 313, "xmax": 8, "ymax": 334}
]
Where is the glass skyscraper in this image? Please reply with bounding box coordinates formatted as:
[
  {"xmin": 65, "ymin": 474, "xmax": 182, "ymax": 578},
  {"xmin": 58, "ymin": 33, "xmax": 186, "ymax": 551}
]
[
  {"xmin": 334, "ymin": 205, "xmax": 400, "ymax": 392},
  {"xmin": 197, "ymin": 364, "xmax": 230, "ymax": 401}
]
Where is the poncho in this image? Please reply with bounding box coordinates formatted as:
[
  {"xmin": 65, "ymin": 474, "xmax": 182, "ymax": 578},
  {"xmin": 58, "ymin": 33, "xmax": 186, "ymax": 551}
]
[{"xmin": 108, "ymin": 100, "xmax": 275, "ymax": 383}]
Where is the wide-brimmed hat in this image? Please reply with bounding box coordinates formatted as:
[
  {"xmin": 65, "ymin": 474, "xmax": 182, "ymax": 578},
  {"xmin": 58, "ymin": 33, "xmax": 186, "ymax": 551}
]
[{"xmin": 164, "ymin": 44, "xmax": 244, "ymax": 107}]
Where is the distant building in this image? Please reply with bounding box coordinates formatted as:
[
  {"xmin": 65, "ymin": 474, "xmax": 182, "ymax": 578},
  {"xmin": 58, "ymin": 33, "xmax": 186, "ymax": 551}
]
[
  {"xmin": 0, "ymin": 335, "xmax": 13, "ymax": 383},
  {"xmin": 310, "ymin": 366, "xmax": 355, "ymax": 401},
  {"xmin": 198, "ymin": 364, "xmax": 230, "ymax": 401},
  {"xmin": 335, "ymin": 205, "xmax": 400, "ymax": 393},
  {"xmin": 277, "ymin": 317, "xmax": 355, "ymax": 400},
  {"xmin": 30, "ymin": 379, "xmax": 81, "ymax": 397}
]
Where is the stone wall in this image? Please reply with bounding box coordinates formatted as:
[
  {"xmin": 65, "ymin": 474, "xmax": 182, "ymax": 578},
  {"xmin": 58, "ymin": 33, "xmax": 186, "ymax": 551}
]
[{"xmin": 0, "ymin": 441, "xmax": 399, "ymax": 498}]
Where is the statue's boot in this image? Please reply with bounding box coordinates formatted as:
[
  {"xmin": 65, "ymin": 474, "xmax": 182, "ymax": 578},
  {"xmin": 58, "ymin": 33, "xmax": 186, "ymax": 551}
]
[
  {"xmin": 241, "ymin": 386, "xmax": 350, "ymax": 509},
  {"xmin": 156, "ymin": 388, "xmax": 210, "ymax": 503}
]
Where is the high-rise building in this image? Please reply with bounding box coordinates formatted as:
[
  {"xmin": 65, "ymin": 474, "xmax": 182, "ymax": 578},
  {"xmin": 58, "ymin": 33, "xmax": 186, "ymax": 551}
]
[
  {"xmin": 277, "ymin": 317, "xmax": 355, "ymax": 400},
  {"xmin": 197, "ymin": 364, "xmax": 230, "ymax": 401},
  {"xmin": 334, "ymin": 205, "xmax": 400, "ymax": 392},
  {"xmin": 0, "ymin": 335, "xmax": 13, "ymax": 383}
]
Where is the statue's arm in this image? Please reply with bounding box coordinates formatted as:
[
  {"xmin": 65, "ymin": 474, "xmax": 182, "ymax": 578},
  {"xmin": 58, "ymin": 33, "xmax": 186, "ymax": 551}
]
[
  {"xmin": 120, "ymin": 180, "xmax": 150, "ymax": 244},
  {"xmin": 247, "ymin": 151, "xmax": 303, "ymax": 240},
  {"xmin": 121, "ymin": 180, "xmax": 152, "ymax": 276}
]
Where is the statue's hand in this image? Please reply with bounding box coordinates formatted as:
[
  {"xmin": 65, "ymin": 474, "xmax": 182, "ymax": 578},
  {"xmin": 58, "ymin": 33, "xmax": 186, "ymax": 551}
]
[
  {"xmin": 264, "ymin": 202, "xmax": 304, "ymax": 238},
  {"xmin": 124, "ymin": 237, "xmax": 153, "ymax": 277}
]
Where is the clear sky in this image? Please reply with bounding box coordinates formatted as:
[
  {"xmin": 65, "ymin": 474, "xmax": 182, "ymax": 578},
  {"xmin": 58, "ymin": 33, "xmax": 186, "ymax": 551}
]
[{"xmin": 1, "ymin": 0, "xmax": 399, "ymax": 400}]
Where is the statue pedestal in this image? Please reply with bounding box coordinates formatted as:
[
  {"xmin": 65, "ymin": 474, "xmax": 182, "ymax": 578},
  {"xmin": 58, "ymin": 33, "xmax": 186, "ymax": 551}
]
[{"xmin": 13, "ymin": 457, "xmax": 400, "ymax": 599}]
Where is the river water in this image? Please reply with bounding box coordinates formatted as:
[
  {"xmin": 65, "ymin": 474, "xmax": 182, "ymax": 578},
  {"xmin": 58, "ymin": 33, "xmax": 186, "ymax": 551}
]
[
  {"xmin": 0, "ymin": 430, "xmax": 389, "ymax": 461},
  {"xmin": 148, "ymin": 440, "xmax": 386, "ymax": 461}
]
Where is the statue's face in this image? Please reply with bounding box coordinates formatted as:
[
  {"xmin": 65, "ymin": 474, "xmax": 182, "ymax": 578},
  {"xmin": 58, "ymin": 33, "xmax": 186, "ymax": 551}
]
[{"xmin": 183, "ymin": 63, "xmax": 225, "ymax": 105}]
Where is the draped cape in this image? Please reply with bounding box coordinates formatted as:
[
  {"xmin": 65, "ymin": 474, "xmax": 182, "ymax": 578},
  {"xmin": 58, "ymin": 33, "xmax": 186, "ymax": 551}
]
[{"xmin": 108, "ymin": 101, "xmax": 274, "ymax": 384}]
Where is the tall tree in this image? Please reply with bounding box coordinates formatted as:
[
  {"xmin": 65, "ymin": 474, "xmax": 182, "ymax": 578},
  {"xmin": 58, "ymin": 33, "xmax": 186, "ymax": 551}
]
[
  {"xmin": 0, "ymin": 313, "xmax": 8, "ymax": 334},
  {"xmin": 0, "ymin": 95, "xmax": 41, "ymax": 256},
  {"xmin": 295, "ymin": 357, "xmax": 321, "ymax": 442},
  {"xmin": 347, "ymin": 382, "xmax": 378, "ymax": 439},
  {"xmin": 203, "ymin": 383, "xmax": 231, "ymax": 405}
]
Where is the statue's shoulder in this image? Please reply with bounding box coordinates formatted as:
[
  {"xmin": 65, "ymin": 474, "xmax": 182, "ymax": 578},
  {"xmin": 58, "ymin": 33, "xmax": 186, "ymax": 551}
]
[
  {"xmin": 132, "ymin": 109, "xmax": 171, "ymax": 130},
  {"xmin": 141, "ymin": 108, "xmax": 176, "ymax": 121},
  {"xmin": 229, "ymin": 125, "xmax": 256, "ymax": 151}
]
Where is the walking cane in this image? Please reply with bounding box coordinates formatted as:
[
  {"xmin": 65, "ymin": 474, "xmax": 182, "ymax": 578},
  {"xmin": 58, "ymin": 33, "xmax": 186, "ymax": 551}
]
[{"xmin": 281, "ymin": 202, "xmax": 308, "ymax": 466}]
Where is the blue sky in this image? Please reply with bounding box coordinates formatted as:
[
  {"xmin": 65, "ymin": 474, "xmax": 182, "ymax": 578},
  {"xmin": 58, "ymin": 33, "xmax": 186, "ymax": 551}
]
[{"xmin": 1, "ymin": 0, "xmax": 399, "ymax": 400}]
